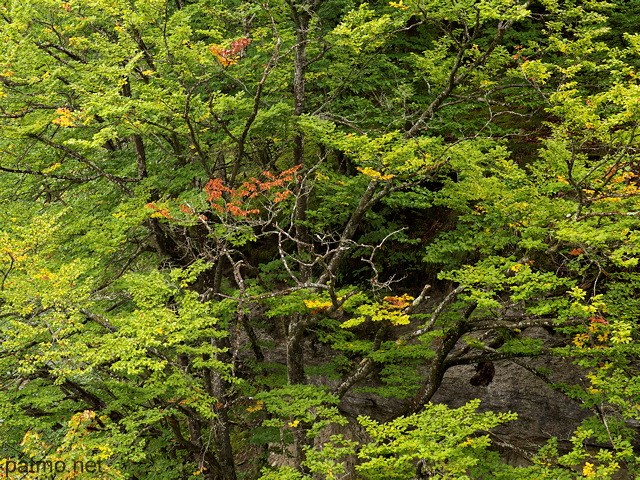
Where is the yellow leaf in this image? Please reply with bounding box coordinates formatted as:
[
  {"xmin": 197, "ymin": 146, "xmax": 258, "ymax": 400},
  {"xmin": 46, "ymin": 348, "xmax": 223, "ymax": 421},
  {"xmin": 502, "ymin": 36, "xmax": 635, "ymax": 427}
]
[
  {"xmin": 42, "ymin": 162, "xmax": 61, "ymax": 173},
  {"xmin": 247, "ymin": 400, "xmax": 264, "ymax": 412},
  {"xmin": 357, "ymin": 167, "xmax": 395, "ymax": 180},
  {"xmin": 304, "ymin": 299, "xmax": 332, "ymax": 311},
  {"xmin": 52, "ymin": 108, "xmax": 75, "ymax": 127},
  {"xmin": 389, "ymin": 0, "xmax": 410, "ymax": 9},
  {"xmin": 583, "ymin": 462, "xmax": 594, "ymax": 476}
]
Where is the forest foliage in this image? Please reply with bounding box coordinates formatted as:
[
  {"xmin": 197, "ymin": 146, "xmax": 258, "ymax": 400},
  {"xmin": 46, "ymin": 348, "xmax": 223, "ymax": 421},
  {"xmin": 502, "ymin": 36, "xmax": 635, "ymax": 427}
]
[{"xmin": 2, "ymin": 0, "xmax": 640, "ymax": 478}]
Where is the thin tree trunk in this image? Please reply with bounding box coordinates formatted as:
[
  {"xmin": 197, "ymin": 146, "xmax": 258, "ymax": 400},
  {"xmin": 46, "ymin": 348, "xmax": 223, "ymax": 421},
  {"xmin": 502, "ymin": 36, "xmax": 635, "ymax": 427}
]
[
  {"xmin": 290, "ymin": 7, "xmax": 312, "ymax": 283},
  {"xmin": 285, "ymin": 1, "xmax": 317, "ymax": 472}
]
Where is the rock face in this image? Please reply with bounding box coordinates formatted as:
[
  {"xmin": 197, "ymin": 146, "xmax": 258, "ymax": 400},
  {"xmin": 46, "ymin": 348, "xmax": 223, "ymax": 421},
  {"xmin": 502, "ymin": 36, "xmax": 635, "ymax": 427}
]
[
  {"xmin": 432, "ymin": 354, "xmax": 590, "ymax": 451},
  {"xmin": 265, "ymin": 318, "xmax": 607, "ymax": 474},
  {"xmin": 314, "ymin": 345, "xmax": 593, "ymax": 479},
  {"xmin": 434, "ymin": 327, "xmax": 590, "ymax": 443},
  {"xmin": 336, "ymin": 327, "xmax": 591, "ymax": 443},
  {"xmin": 334, "ymin": 327, "xmax": 594, "ymax": 465}
]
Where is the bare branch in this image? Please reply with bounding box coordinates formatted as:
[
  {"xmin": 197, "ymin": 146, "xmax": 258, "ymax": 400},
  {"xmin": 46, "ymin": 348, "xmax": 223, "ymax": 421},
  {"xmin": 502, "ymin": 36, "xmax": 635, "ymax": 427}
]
[{"xmin": 0, "ymin": 164, "xmax": 100, "ymax": 182}]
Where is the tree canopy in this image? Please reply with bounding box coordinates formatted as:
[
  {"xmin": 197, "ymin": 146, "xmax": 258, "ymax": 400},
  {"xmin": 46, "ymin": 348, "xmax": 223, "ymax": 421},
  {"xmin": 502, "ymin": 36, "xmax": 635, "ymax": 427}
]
[{"xmin": 2, "ymin": 0, "xmax": 640, "ymax": 478}]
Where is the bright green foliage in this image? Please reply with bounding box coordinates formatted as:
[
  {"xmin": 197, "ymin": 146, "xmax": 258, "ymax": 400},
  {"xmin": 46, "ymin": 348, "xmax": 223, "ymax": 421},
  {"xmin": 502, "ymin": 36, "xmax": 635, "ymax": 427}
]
[
  {"xmin": 3, "ymin": 0, "xmax": 640, "ymax": 478},
  {"xmin": 354, "ymin": 400, "xmax": 517, "ymax": 480},
  {"xmin": 256, "ymin": 384, "xmax": 345, "ymax": 437},
  {"xmin": 259, "ymin": 400, "xmax": 518, "ymax": 480}
]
